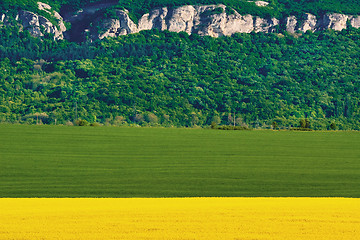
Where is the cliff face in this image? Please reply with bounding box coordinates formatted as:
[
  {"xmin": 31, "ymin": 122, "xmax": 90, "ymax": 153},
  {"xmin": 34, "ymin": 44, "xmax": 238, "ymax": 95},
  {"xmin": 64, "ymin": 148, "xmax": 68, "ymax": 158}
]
[
  {"xmin": 90, "ymin": 5, "xmax": 279, "ymax": 40},
  {"xmin": 2, "ymin": 2, "xmax": 360, "ymax": 41},
  {"xmin": 286, "ymin": 13, "xmax": 360, "ymax": 33},
  {"xmin": 89, "ymin": 5, "xmax": 360, "ymax": 40},
  {"xmin": 0, "ymin": 2, "xmax": 66, "ymax": 40}
]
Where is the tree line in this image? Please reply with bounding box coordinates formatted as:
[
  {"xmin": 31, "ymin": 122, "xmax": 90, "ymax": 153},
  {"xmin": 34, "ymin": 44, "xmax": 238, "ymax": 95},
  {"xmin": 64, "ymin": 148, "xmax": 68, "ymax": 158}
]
[{"xmin": 1, "ymin": 24, "xmax": 360, "ymax": 129}]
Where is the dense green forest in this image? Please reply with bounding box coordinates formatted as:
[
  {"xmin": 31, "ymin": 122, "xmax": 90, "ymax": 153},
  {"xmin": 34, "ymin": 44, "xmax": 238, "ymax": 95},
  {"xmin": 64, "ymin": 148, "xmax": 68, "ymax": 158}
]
[
  {"xmin": 2, "ymin": 0, "xmax": 360, "ymax": 20},
  {"xmin": 1, "ymin": 22, "xmax": 360, "ymax": 129}
]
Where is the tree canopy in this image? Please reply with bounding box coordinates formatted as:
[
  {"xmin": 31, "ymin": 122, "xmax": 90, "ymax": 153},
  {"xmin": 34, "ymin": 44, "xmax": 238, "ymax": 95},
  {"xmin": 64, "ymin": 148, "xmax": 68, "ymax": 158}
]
[
  {"xmin": 2, "ymin": 0, "xmax": 360, "ymax": 20},
  {"xmin": 1, "ymin": 24, "xmax": 360, "ymax": 129}
]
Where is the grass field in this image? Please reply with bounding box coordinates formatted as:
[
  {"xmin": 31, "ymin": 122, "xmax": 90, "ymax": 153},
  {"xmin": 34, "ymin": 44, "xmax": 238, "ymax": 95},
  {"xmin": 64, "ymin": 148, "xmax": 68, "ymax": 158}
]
[
  {"xmin": 1, "ymin": 198, "xmax": 360, "ymax": 240},
  {"xmin": 0, "ymin": 124, "xmax": 360, "ymax": 197}
]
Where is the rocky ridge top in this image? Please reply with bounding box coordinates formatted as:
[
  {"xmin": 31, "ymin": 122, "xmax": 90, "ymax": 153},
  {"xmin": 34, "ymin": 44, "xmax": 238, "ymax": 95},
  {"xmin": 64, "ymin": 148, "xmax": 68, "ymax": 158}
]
[
  {"xmin": 0, "ymin": 2, "xmax": 66, "ymax": 40},
  {"xmin": 90, "ymin": 5, "xmax": 279, "ymax": 40},
  {"xmin": 85, "ymin": 4, "xmax": 360, "ymax": 40},
  {"xmin": 1, "ymin": 2, "xmax": 360, "ymax": 41},
  {"xmin": 286, "ymin": 13, "xmax": 360, "ymax": 33}
]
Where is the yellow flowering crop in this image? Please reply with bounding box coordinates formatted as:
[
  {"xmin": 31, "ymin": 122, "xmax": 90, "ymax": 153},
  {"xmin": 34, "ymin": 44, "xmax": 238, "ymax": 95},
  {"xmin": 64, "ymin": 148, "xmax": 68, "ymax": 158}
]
[{"xmin": 1, "ymin": 198, "xmax": 359, "ymax": 240}]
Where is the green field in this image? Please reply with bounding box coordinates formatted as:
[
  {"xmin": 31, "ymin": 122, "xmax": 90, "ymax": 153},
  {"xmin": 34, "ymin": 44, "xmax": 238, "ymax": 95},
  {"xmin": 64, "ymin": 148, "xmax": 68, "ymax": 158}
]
[{"xmin": 0, "ymin": 125, "xmax": 359, "ymax": 197}]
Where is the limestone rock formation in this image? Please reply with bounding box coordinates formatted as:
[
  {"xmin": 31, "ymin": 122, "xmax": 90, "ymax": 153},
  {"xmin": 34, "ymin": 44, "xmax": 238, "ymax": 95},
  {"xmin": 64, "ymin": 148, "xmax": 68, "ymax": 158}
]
[
  {"xmin": 285, "ymin": 13, "xmax": 360, "ymax": 33},
  {"xmin": 0, "ymin": 2, "xmax": 66, "ymax": 40},
  {"xmin": 254, "ymin": 17, "xmax": 279, "ymax": 33},
  {"xmin": 96, "ymin": 10, "xmax": 138, "ymax": 39},
  {"xmin": 249, "ymin": 1, "xmax": 270, "ymax": 7},
  {"xmin": 320, "ymin": 13, "xmax": 349, "ymax": 31},
  {"xmin": 89, "ymin": 4, "xmax": 281, "ymax": 40},
  {"xmin": 167, "ymin": 5, "xmax": 196, "ymax": 34},
  {"xmin": 18, "ymin": 10, "xmax": 66, "ymax": 40},
  {"xmin": 90, "ymin": 5, "xmax": 360, "ymax": 40},
  {"xmin": 350, "ymin": 16, "xmax": 360, "ymax": 28},
  {"xmin": 300, "ymin": 13, "xmax": 318, "ymax": 32},
  {"xmin": 37, "ymin": 2, "xmax": 67, "ymax": 34},
  {"xmin": 3, "ymin": 2, "xmax": 360, "ymax": 41},
  {"xmin": 285, "ymin": 16, "xmax": 297, "ymax": 33}
]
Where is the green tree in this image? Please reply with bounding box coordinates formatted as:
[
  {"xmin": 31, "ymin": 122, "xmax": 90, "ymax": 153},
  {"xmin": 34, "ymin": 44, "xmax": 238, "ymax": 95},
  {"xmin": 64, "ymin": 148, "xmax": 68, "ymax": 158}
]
[
  {"xmin": 272, "ymin": 121, "xmax": 278, "ymax": 130},
  {"xmin": 75, "ymin": 119, "xmax": 88, "ymax": 126},
  {"xmin": 300, "ymin": 119, "xmax": 306, "ymax": 129}
]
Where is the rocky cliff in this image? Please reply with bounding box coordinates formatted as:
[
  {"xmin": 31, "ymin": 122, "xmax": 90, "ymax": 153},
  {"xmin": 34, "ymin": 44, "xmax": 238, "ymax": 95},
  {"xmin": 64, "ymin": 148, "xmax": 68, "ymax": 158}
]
[
  {"xmin": 89, "ymin": 4, "xmax": 360, "ymax": 40},
  {"xmin": 0, "ymin": 2, "xmax": 66, "ymax": 40},
  {"xmin": 2, "ymin": 2, "xmax": 360, "ymax": 41},
  {"xmin": 89, "ymin": 4, "xmax": 279, "ymax": 40},
  {"xmin": 286, "ymin": 13, "xmax": 360, "ymax": 33}
]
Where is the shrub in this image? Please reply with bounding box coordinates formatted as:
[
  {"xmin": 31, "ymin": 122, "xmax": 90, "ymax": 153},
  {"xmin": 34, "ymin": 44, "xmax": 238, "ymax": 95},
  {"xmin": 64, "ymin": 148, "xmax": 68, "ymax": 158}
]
[
  {"xmin": 133, "ymin": 114, "xmax": 144, "ymax": 124},
  {"xmin": 299, "ymin": 119, "xmax": 311, "ymax": 129},
  {"xmin": 300, "ymin": 119, "xmax": 306, "ymax": 128},
  {"xmin": 66, "ymin": 121, "xmax": 74, "ymax": 126},
  {"xmin": 272, "ymin": 121, "xmax": 278, "ymax": 130},
  {"xmin": 75, "ymin": 119, "xmax": 89, "ymax": 126},
  {"xmin": 145, "ymin": 113, "xmax": 158, "ymax": 124},
  {"xmin": 217, "ymin": 125, "xmax": 250, "ymax": 130},
  {"xmin": 290, "ymin": 127, "xmax": 313, "ymax": 131}
]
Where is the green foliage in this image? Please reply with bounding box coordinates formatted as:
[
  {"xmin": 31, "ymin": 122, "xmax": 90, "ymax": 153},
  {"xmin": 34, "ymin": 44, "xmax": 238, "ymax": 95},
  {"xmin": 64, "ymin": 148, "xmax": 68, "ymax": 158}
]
[
  {"xmin": 225, "ymin": 6, "xmax": 235, "ymax": 15},
  {"xmin": 1, "ymin": 125, "xmax": 360, "ymax": 197},
  {"xmin": 277, "ymin": 0, "xmax": 360, "ymax": 18},
  {"xmin": 3, "ymin": 0, "xmax": 360, "ymax": 22},
  {"xmin": 0, "ymin": 0, "xmax": 38, "ymax": 12},
  {"xmin": 210, "ymin": 121, "xmax": 218, "ymax": 129},
  {"xmin": 75, "ymin": 119, "xmax": 89, "ymax": 126},
  {"xmin": 290, "ymin": 127, "xmax": 313, "ymax": 131},
  {"xmin": 272, "ymin": 121, "xmax": 278, "ymax": 130},
  {"xmin": 299, "ymin": 119, "xmax": 311, "ymax": 129},
  {"xmin": 216, "ymin": 125, "xmax": 249, "ymax": 130},
  {"xmin": 300, "ymin": 119, "xmax": 306, "ymax": 129},
  {"xmin": 200, "ymin": 7, "xmax": 224, "ymax": 18},
  {"xmin": 1, "ymin": 27, "xmax": 360, "ymax": 129},
  {"xmin": 110, "ymin": 0, "xmax": 277, "ymax": 21}
]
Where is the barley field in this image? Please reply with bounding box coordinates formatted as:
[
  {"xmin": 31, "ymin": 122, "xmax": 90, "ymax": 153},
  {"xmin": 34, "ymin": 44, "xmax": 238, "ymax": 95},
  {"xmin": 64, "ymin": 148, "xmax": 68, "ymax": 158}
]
[
  {"xmin": 1, "ymin": 198, "xmax": 359, "ymax": 240},
  {"xmin": 1, "ymin": 125, "xmax": 360, "ymax": 197}
]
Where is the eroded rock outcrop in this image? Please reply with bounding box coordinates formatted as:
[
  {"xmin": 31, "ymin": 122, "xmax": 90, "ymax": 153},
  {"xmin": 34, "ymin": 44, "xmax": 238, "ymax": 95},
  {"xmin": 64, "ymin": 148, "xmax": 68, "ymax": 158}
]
[
  {"xmin": 253, "ymin": 1, "xmax": 270, "ymax": 7},
  {"xmin": 95, "ymin": 10, "xmax": 137, "ymax": 39},
  {"xmin": 320, "ymin": 13, "xmax": 349, "ymax": 31},
  {"xmin": 300, "ymin": 13, "xmax": 318, "ymax": 32},
  {"xmin": 37, "ymin": 2, "xmax": 66, "ymax": 34},
  {"xmin": 90, "ymin": 4, "xmax": 280, "ymax": 40},
  {"xmin": 90, "ymin": 5, "xmax": 360, "ymax": 40},
  {"xmin": 285, "ymin": 15, "xmax": 297, "ymax": 33},
  {"xmin": 0, "ymin": 2, "xmax": 66, "ymax": 40},
  {"xmin": 286, "ymin": 13, "xmax": 360, "ymax": 33},
  {"xmin": 254, "ymin": 17, "xmax": 279, "ymax": 33},
  {"xmin": 350, "ymin": 16, "xmax": 360, "ymax": 28},
  {"xmin": 3, "ymin": 2, "xmax": 360, "ymax": 41}
]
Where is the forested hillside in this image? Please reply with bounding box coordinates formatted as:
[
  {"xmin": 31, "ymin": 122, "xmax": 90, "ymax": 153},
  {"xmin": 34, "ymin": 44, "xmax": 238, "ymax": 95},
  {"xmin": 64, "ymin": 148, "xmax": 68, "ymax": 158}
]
[{"xmin": 1, "ymin": 24, "xmax": 360, "ymax": 129}]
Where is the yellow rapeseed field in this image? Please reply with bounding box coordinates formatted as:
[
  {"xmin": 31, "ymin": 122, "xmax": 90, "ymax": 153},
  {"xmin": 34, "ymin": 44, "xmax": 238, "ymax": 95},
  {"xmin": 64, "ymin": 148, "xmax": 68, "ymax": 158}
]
[{"xmin": 1, "ymin": 198, "xmax": 359, "ymax": 240}]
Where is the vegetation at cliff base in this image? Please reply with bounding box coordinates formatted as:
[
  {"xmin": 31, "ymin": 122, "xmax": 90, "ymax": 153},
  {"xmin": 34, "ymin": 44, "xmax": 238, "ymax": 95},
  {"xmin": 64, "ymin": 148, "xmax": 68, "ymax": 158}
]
[{"xmin": 1, "ymin": 25, "xmax": 360, "ymax": 129}]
